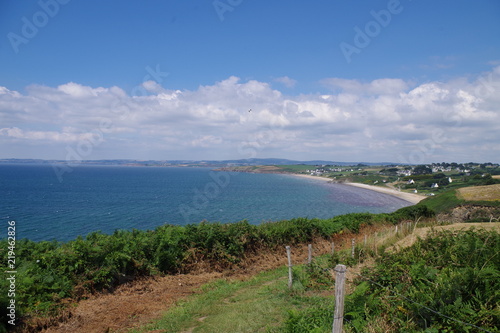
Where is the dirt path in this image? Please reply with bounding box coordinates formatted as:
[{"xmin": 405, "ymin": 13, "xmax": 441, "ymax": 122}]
[{"xmin": 39, "ymin": 273, "xmax": 221, "ymax": 333}]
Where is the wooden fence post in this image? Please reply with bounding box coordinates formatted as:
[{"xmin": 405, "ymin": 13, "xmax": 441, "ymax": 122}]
[
  {"xmin": 308, "ymin": 244, "xmax": 312, "ymax": 264},
  {"xmin": 331, "ymin": 242, "xmax": 335, "ymax": 255},
  {"xmin": 286, "ymin": 246, "xmax": 293, "ymax": 289},
  {"xmin": 351, "ymin": 238, "xmax": 355, "ymax": 259},
  {"xmin": 332, "ymin": 264, "xmax": 347, "ymax": 333}
]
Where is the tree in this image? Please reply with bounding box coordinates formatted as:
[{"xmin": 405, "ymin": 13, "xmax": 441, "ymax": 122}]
[{"xmin": 413, "ymin": 165, "xmax": 432, "ymax": 175}]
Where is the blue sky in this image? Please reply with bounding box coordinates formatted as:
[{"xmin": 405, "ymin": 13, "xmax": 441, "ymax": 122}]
[{"xmin": 1, "ymin": 0, "xmax": 499, "ymax": 163}]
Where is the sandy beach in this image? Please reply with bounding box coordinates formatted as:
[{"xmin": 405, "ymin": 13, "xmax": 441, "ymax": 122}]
[
  {"xmin": 290, "ymin": 173, "xmax": 425, "ymax": 205},
  {"xmin": 291, "ymin": 173, "xmax": 335, "ymax": 183},
  {"xmin": 343, "ymin": 182, "xmax": 425, "ymax": 204}
]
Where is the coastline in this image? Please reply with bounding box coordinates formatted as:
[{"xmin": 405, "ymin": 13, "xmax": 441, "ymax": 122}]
[
  {"xmin": 289, "ymin": 173, "xmax": 425, "ymax": 205},
  {"xmin": 343, "ymin": 182, "xmax": 425, "ymax": 205}
]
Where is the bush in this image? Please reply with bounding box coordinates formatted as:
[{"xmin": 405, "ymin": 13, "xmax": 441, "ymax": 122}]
[
  {"xmin": 258, "ymin": 218, "xmax": 316, "ymax": 246},
  {"xmin": 346, "ymin": 229, "xmax": 500, "ymax": 332},
  {"xmin": 391, "ymin": 204, "xmax": 435, "ymax": 221},
  {"xmin": 153, "ymin": 225, "xmax": 188, "ymax": 272}
]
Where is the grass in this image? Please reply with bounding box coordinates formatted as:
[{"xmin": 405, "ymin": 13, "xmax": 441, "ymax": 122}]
[
  {"xmin": 417, "ymin": 189, "xmax": 465, "ymax": 213},
  {"xmin": 132, "ymin": 267, "xmax": 304, "ymax": 333},
  {"xmin": 131, "ymin": 224, "xmax": 423, "ymax": 333},
  {"xmin": 275, "ymin": 165, "xmax": 314, "ymax": 173},
  {"xmin": 414, "ymin": 184, "xmax": 500, "ymax": 221},
  {"xmin": 457, "ymin": 183, "xmax": 500, "ymax": 201}
]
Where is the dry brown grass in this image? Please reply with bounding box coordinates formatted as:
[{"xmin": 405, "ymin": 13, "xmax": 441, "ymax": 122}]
[
  {"xmin": 388, "ymin": 222, "xmax": 500, "ymax": 252},
  {"xmin": 456, "ymin": 184, "xmax": 500, "ymax": 201},
  {"xmin": 255, "ymin": 165, "xmax": 283, "ymax": 172}
]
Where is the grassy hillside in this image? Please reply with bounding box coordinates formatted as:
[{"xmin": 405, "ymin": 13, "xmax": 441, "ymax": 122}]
[
  {"xmin": 458, "ymin": 183, "xmax": 500, "ymax": 201},
  {"xmin": 417, "ymin": 189, "xmax": 465, "ymax": 213},
  {"xmin": 1, "ymin": 210, "xmax": 431, "ymax": 332},
  {"xmin": 133, "ymin": 225, "xmax": 500, "ymax": 333},
  {"xmin": 411, "ymin": 184, "xmax": 500, "ymax": 216}
]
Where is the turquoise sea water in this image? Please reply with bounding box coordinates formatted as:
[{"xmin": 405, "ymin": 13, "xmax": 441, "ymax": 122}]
[{"xmin": 0, "ymin": 164, "xmax": 412, "ymax": 242}]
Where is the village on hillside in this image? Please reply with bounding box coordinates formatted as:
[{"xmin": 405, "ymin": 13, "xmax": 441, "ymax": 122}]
[{"xmin": 229, "ymin": 162, "xmax": 500, "ymax": 196}]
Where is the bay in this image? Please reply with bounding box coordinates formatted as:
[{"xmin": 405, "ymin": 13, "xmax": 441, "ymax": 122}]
[{"xmin": 0, "ymin": 164, "xmax": 412, "ymax": 242}]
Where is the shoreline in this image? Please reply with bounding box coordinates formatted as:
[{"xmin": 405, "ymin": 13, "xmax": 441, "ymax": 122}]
[{"xmin": 289, "ymin": 173, "xmax": 426, "ymax": 205}]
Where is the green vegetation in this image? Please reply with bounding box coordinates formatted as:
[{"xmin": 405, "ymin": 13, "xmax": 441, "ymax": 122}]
[
  {"xmin": 418, "ymin": 189, "xmax": 466, "ymax": 213},
  {"xmin": 405, "ymin": 186, "xmax": 500, "ymax": 219},
  {"xmin": 135, "ymin": 228, "xmax": 499, "ymax": 332},
  {"xmin": 274, "ymin": 164, "xmax": 314, "ymax": 173},
  {"xmin": 281, "ymin": 228, "xmax": 499, "ymax": 332},
  {"xmin": 343, "ymin": 228, "xmax": 500, "ymax": 332},
  {"xmin": 1, "ymin": 209, "xmax": 432, "ymax": 331},
  {"xmin": 133, "ymin": 268, "xmax": 292, "ymax": 332},
  {"xmin": 133, "ymin": 255, "xmax": 339, "ymax": 333},
  {"xmin": 402, "ymin": 172, "xmax": 500, "ymax": 194}
]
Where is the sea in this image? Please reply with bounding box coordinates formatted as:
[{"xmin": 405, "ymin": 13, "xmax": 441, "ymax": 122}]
[{"xmin": 0, "ymin": 164, "xmax": 413, "ymax": 242}]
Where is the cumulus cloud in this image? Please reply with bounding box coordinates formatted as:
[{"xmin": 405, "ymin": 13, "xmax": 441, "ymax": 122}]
[
  {"xmin": 274, "ymin": 76, "xmax": 297, "ymax": 88},
  {"xmin": 0, "ymin": 67, "xmax": 499, "ymax": 162},
  {"xmin": 142, "ymin": 80, "xmax": 167, "ymax": 94}
]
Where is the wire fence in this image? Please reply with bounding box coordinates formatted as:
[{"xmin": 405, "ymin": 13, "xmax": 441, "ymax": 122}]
[{"xmin": 286, "ymin": 233, "xmax": 497, "ymax": 333}]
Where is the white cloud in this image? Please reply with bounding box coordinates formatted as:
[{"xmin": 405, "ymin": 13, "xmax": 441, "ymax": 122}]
[
  {"xmin": 0, "ymin": 127, "xmax": 102, "ymax": 143},
  {"xmin": 142, "ymin": 80, "xmax": 167, "ymax": 94},
  {"xmin": 191, "ymin": 135, "xmax": 223, "ymax": 147},
  {"xmin": 0, "ymin": 67, "xmax": 499, "ymax": 162},
  {"xmin": 58, "ymin": 82, "xmax": 107, "ymax": 97},
  {"xmin": 274, "ymin": 76, "xmax": 297, "ymax": 88}
]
